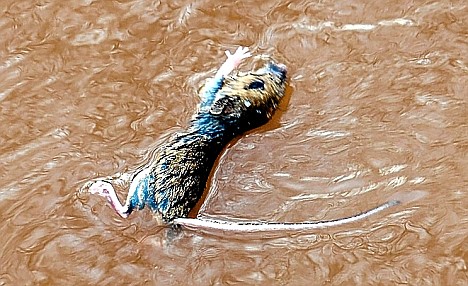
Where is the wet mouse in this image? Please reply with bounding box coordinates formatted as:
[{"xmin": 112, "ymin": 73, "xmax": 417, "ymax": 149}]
[{"xmin": 82, "ymin": 46, "xmax": 399, "ymax": 232}]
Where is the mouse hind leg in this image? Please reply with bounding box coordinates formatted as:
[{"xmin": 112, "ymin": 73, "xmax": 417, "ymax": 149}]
[{"xmin": 87, "ymin": 180, "xmax": 134, "ymax": 218}]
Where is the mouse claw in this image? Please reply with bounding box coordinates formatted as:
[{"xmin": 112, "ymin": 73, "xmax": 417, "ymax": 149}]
[
  {"xmin": 79, "ymin": 180, "xmax": 95, "ymax": 193},
  {"xmin": 220, "ymin": 46, "xmax": 251, "ymax": 75},
  {"xmin": 225, "ymin": 46, "xmax": 251, "ymax": 61},
  {"xmin": 88, "ymin": 180, "xmax": 113, "ymax": 196}
]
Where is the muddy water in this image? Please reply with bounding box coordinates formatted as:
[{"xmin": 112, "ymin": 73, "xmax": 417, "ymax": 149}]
[{"xmin": 0, "ymin": 0, "xmax": 466, "ymax": 285}]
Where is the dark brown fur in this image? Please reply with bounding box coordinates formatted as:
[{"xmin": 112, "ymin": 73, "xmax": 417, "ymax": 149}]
[{"xmin": 95, "ymin": 61, "xmax": 287, "ymax": 222}]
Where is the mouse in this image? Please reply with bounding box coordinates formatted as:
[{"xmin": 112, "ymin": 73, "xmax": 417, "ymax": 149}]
[{"xmin": 82, "ymin": 46, "xmax": 399, "ymax": 232}]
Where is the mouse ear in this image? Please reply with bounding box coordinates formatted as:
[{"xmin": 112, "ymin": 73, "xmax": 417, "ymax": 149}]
[{"xmin": 210, "ymin": 96, "xmax": 240, "ymax": 117}]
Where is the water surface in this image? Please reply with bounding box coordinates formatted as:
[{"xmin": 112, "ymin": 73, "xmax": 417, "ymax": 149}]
[{"xmin": 0, "ymin": 0, "xmax": 467, "ymax": 285}]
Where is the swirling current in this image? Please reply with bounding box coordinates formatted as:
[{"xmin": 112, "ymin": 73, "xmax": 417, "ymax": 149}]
[{"xmin": 0, "ymin": 0, "xmax": 467, "ymax": 285}]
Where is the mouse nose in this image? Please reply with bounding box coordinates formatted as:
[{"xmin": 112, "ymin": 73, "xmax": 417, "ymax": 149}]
[{"xmin": 268, "ymin": 62, "xmax": 287, "ymax": 79}]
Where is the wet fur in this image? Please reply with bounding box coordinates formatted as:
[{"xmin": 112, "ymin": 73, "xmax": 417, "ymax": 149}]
[
  {"xmin": 85, "ymin": 48, "xmax": 399, "ymax": 233},
  {"xmin": 112, "ymin": 63, "xmax": 287, "ymax": 222}
]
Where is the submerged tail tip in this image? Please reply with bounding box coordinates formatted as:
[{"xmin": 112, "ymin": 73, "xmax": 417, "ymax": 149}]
[{"xmin": 387, "ymin": 200, "xmax": 401, "ymax": 207}]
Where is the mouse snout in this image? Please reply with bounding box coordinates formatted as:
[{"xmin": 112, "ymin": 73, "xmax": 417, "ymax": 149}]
[{"xmin": 268, "ymin": 62, "xmax": 287, "ymax": 79}]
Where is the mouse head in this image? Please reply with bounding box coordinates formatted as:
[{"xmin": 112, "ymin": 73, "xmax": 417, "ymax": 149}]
[{"xmin": 210, "ymin": 62, "xmax": 287, "ymax": 130}]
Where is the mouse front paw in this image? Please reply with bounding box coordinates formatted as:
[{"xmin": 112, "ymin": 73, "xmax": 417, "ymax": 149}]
[{"xmin": 225, "ymin": 46, "xmax": 251, "ymax": 68}]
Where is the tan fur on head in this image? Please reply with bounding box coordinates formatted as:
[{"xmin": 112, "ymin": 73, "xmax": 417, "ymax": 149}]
[{"xmin": 209, "ymin": 62, "xmax": 287, "ymax": 121}]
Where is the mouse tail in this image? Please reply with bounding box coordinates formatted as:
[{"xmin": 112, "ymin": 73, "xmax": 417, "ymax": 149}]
[{"xmin": 173, "ymin": 200, "xmax": 400, "ymax": 232}]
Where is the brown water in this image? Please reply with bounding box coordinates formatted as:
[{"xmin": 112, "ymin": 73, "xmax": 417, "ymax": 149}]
[{"xmin": 0, "ymin": 0, "xmax": 467, "ymax": 285}]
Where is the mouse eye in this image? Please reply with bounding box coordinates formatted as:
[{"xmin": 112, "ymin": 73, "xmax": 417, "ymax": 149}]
[{"xmin": 246, "ymin": 80, "xmax": 264, "ymax": 90}]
